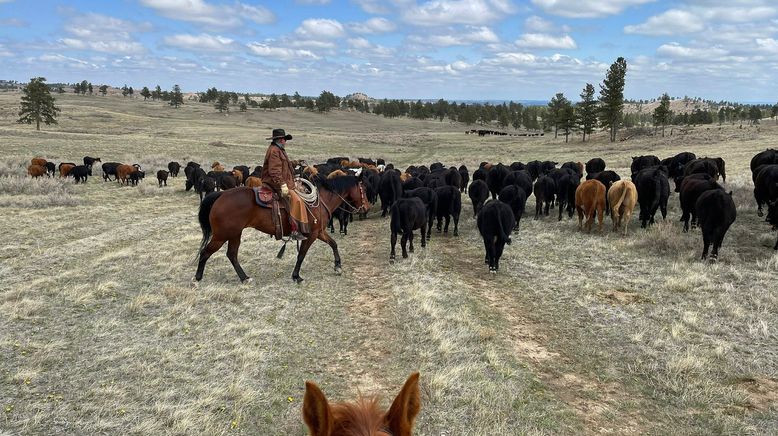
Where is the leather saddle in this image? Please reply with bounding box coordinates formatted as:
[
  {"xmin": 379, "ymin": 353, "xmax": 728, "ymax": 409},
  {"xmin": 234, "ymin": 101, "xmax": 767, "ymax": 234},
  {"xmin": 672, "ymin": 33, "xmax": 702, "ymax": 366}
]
[{"xmin": 253, "ymin": 185, "xmax": 286, "ymax": 240}]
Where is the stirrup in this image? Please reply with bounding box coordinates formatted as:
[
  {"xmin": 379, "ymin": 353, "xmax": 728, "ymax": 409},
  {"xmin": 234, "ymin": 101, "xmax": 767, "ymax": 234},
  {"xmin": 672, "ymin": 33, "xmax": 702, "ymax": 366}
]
[{"xmin": 290, "ymin": 231, "xmax": 307, "ymax": 241}]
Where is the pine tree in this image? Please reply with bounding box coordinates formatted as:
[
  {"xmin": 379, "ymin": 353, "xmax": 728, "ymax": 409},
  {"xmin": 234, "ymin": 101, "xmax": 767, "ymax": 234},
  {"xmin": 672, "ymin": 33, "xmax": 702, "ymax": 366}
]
[
  {"xmin": 215, "ymin": 92, "xmax": 230, "ymax": 112},
  {"xmin": 80, "ymin": 80, "xmax": 88, "ymax": 95},
  {"xmin": 652, "ymin": 93, "xmax": 672, "ymax": 137},
  {"xmin": 749, "ymin": 106, "xmax": 762, "ymax": 124},
  {"xmin": 140, "ymin": 86, "xmax": 151, "ymax": 101},
  {"xmin": 577, "ymin": 83, "xmax": 597, "ymax": 142},
  {"xmin": 169, "ymin": 85, "xmax": 184, "ymax": 108},
  {"xmin": 559, "ymin": 102, "xmax": 576, "ymax": 143},
  {"xmin": 152, "ymin": 85, "xmax": 162, "ymax": 101},
  {"xmin": 18, "ymin": 77, "xmax": 60, "ymax": 131},
  {"xmin": 74, "ymin": 82, "xmax": 82, "ymax": 94},
  {"xmin": 99, "ymin": 85, "xmax": 108, "ymax": 96},
  {"xmin": 547, "ymin": 93, "xmax": 569, "ymax": 138},
  {"xmin": 128, "ymin": 87, "xmax": 134, "ymax": 97},
  {"xmin": 239, "ymin": 101, "xmax": 247, "ymax": 112},
  {"xmin": 122, "ymin": 84, "xmax": 129, "ymax": 97},
  {"xmin": 598, "ymin": 57, "xmax": 628, "ymax": 142},
  {"xmin": 88, "ymin": 83, "xmax": 93, "ymax": 95}
]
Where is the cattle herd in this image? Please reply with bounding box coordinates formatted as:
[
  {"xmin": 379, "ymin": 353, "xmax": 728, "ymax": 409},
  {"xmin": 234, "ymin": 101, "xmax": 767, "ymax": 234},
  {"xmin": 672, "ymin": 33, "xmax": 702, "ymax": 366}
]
[{"xmin": 25, "ymin": 149, "xmax": 778, "ymax": 272}]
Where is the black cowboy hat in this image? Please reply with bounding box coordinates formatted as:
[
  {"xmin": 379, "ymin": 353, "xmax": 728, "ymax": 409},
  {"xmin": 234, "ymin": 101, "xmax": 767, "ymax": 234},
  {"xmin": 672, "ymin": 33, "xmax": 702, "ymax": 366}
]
[{"xmin": 266, "ymin": 128, "xmax": 292, "ymax": 141}]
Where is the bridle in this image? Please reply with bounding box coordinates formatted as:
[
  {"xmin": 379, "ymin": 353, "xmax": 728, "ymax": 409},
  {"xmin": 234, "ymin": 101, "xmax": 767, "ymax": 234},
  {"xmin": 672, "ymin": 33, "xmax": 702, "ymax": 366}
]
[{"xmin": 333, "ymin": 182, "xmax": 368, "ymax": 215}]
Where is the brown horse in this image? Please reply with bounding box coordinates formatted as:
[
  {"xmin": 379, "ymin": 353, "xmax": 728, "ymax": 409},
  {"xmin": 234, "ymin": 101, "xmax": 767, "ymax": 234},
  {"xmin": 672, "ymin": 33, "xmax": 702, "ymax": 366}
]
[
  {"xmin": 194, "ymin": 175, "xmax": 370, "ymax": 284},
  {"xmin": 302, "ymin": 372, "xmax": 420, "ymax": 436}
]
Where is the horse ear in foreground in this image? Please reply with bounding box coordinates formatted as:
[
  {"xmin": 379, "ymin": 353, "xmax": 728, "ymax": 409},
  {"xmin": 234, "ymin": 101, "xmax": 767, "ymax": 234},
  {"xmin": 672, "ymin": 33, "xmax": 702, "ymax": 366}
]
[{"xmin": 303, "ymin": 372, "xmax": 421, "ymax": 436}]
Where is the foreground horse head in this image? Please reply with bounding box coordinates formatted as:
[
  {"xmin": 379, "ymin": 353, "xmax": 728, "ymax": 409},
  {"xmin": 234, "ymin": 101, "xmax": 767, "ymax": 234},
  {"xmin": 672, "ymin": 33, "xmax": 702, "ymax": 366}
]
[
  {"xmin": 316, "ymin": 174, "xmax": 372, "ymax": 215},
  {"xmin": 303, "ymin": 372, "xmax": 420, "ymax": 436}
]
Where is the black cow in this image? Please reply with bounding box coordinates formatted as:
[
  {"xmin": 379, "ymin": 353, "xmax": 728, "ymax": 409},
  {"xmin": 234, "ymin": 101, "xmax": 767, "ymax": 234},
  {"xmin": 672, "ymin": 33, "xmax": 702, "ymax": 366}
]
[
  {"xmin": 458, "ymin": 165, "xmax": 469, "ymax": 192},
  {"xmin": 683, "ymin": 158, "xmax": 724, "ymax": 182},
  {"xmin": 472, "ymin": 167, "xmax": 487, "ymax": 183},
  {"xmin": 102, "ymin": 162, "xmax": 122, "ymax": 181},
  {"xmin": 379, "ymin": 170, "xmax": 402, "ymax": 217},
  {"xmin": 556, "ymin": 172, "xmax": 580, "ymax": 221},
  {"xmin": 423, "ymin": 169, "xmax": 446, "ymax": 189},
  {"xmin": 157, "ymin": 170, "xmax": 169, "ymax": 187},
  {"xmin": 661, "ymin": 152, "xmax": 696, "ymax": 179},
  {"xmin": 360, "ymin": 168, "xmax": 381, "ymax": 206},
  {"xmin": 486, "ymin": 163, "xmax": 509, "ymax": 199},
  {"xmin": 251, "ymin": 165, "xmax": 263, "ymax": 177},
  {"xmin": 498, "ymin": 184, "xmax": 527, "ymax": 230},
  {"xmin": 477, "ymin": 200, "xmax": 515, "ymax": 273},
  {"xmin": 168, "ymin": 161, "xmax": 181, "ymax": 177},
  {"xmin": 129, "ymin": 170, "xmax": 145, "ymax": 186},
  {"xmin": 44, "ymin": 162, "xmax": 56, "ymax": 177},
  {"xmin": 70, "ymin": 165, "xmax": 90, "ymax": 183},
  {"xmin": 754, "ymin": 165, "xmax": 778, "ymax": 217},
  {"xmin": 218, "ymin": 174, "xmax": 238, "ymax": 191},
  {"xmin": 185, "ymin": 162, "xmax": 202, "ymax": 191},
  {"xmin": 434, "ymin": 185, "xmax": 461, "ymax": 235},
  {"xmin": 630, "ymin": 155, "xmax": 661, "ymax": 177},
  {"xmin": 445, "ymin": 167, "xmax": 462, "ymax": 189},
  {"xmin": 634, "ymin": 166, "xmax": 670, "ymax": 227},
  {"xmin": 389, "ymin": 197, "xmax": 427, "ymax": 261},
  {"xmin": 509, "ymin": 161, "xmax": 525, "ymax": 172},
  {"xmin": 766, "ymin": 198, "xmax": 778, "ymax": 250},
  {"xmin": 525, "ymin": 160, "xmax": 542, "ymax": 181},
  {"xmin": 560, "ymin": 161, "xmax": 583, "ymax": 178},
  {"xmin": 83, "ymin": 156, "xmax": 101, "ymax": 171},
  {"xmin": 196, "ymin": 174, "xmax": 215, "ymax": 201},
  {"xmin": 233, "ymin": 165, "xmax": 250, "ymax": 184},
  {"xmin": 533, "ymin": 175, "xmax": 556, "ymax": 219},
  {"xmin": 402, "ymin": 176, "xmax": 424, "ymax": 191},
  {"xmin": 541, "ymin": 161, "xmax": 558, "ymax": 175},
  {"xmin": 590, "ymin": 170, "xmax": 621, "ymax": 215},
  {"xmin": 696, "ymin": 190, "xmax": 736, "ymax": 260},
  {"xmin": 358, "ymin": 157, "xmax": 376, "ymax": 166},
  {"xmin": 503, "ymin": 170, "xmax": 533, "ymax": 199},
  {"xmin": 468, "ymin": 179, "xmax": 489, "ymax": 217},
  {"xmin": 585, "ymin": 158, "xmax": 606, "ymax": 179},
  {"xmin": 403, "ymin": 187, "xmax": 438, "ymax": 240},
  {"xmin": 679, "ymin": 174, "xmax": 721, "ymax": 232},
  {"xmin": 328, "ymin": 207, "xmax": 352, "ymax": 236},
  {"xmin": 751, "ymin": 149, "xmax": 778, "ymax": 174},
  {"xmin": 429, "ymin": 162, "xmax": 445, "ymax": 172}
]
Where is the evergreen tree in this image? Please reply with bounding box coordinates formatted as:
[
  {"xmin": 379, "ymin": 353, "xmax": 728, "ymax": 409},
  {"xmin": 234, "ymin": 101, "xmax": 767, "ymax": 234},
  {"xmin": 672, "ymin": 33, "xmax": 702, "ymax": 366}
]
[
  {"xmin": 152, "ymin": 85, "xmax": 162, "ymax": 101},
  {"xmin": 771, "ymin": 104, "xmax": 778, "ymax": 124},
  {"xmin": 749, "ymin": 106, "xmax": 762, "ymax": 124},
  {"xmin": 140, "ymin": 86, "xmax": 151, "ymax": 101},
  {"xmin": 122, "ymin": 84, "xmax": 129, "ymax": 97},
  {"xmin": 652, "ymin": 93, "xmax": 672, "ymax": 137},
  {"xmin": 169, "ymin": 84, "xmax": 184, "ymax": 108},
  {"xmin": 18, "ymin": 77, "xmax": 60, "ymax": 131},
  {"xmin": 293, "ymin": 91, "xmax": 303, "ymax": 107},
  {"xmin": 598, "ymin": 57, "xmax": 628, "ymax": 142},
  {"xmin": 74, "ymin": 82, "xmax": 82, "ymax": 94},
  {"xmin": 99, "ymin": 85, "xmax": 108, "ymax": 96},
  {"xmin": 547, "ymin": 93, "xmax": 569, "ymax": 138},
  {"xmin": 128, "ymin": 87, "xmax": 134, "ymax": 97},
  {"xmin": 215, "ymin": 92, "xmax": 230, "ymax": 112},
  {"xmin": 88, "ymin": 82, "xmax": 93, "ymax": 95},
  {"xmin": 280, "ymin": 93, "xmax": 292, "ymax": 107},
  {"xmin": 268, "ymin": 93, "xmax": 280, "ymax": 109},
  {"xmin": 80, "ymin": 80, "xmax": 88, "ymax": 95},
  {"xmin": 577, "ymin": 83, "xmax": 597, "ymax": 142},
  {"xmin": 559, "ymin": 102, "xmax": 576, "ymax": 143},
  {"xmin": 239, "ymin": 101, "xmax": 247, "ymax": 112},
  {"xmin": 316, "ymin": 90, "xmax": 339, "ymax": 112}
]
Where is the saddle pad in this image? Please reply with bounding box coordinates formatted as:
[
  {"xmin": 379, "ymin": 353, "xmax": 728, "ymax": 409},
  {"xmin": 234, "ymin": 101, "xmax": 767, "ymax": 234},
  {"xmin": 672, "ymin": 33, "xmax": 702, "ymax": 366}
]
[{"xmin": 253, "ymin": 186, "xmax": 273, "ymax": 207}]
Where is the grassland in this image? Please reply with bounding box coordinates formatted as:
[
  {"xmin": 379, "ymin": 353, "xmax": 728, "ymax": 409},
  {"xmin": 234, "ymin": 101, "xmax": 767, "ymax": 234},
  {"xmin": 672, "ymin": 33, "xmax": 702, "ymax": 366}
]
[{"xmin": 1, "ymin": 92, "xmax": 777, "ymax": 435}]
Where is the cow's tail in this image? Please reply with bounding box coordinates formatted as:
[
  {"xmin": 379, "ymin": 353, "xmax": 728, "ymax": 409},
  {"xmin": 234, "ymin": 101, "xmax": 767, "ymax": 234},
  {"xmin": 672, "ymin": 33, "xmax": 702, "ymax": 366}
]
[
  {"xmin": 194, "ymin": 191, "xmax": 224, "ymax": 263},
  {"xmin": 612, "ymin": 182, "xmax": 628, "ymax": 214},
  {"xmin": 391, "ymin": 174, "xmax": 400, "ymax": 206},
  {"xmin": 496, "ymin": 207, "xmax": 512, "ymax": 245},
  {"xmin": 649, "ymin": 173, "xmax": 662, "ymax": 216}
]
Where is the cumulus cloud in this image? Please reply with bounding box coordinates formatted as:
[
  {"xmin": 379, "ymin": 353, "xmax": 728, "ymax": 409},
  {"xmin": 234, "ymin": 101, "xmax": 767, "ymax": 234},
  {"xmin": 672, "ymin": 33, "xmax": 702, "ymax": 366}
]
[
  {"xmin": 401, "ymin": 0, "xmax": 516, "ymax": 26},
  {"xmin": 408, "ymin": 26, "xmax": 499, "ymax": 46},
  {"xmin": 625, "ymin": 2, "xmax": 777, "ymax": 36},
  {"xmin": 295, "ymin": 18, "xmax": 346, "ymax": 39},
  {"xmin": 246, "ymin": 42, "xmax": 321, "ymax": 60},
  {"xmin": 35, "ymin": 53, "xmax": 100, "ymax": 69},
  {"xmin": 624, "ymin": 10, "xmax": 703, "ymax": 35},
  {"xmin": 139, "ymin": 0, "xmax": 274, "ymax": 28},
  {"xmin": 656, "ymin": 42, "xmax": 729, "ymax": 60},
  {"xmin": 515, "ymin": 33, "xmax": 577, "ymax": 49},
  {"xmin": 163, "ymin": 34, "xmax": 236, "ymax": 52},
  {"xmin": 349, "ymin": 17, "xmax": 397, "ymax": 34},
  {"xmin": 58, "ymin": 13, "xmax": 149, "ymax": 55},
  {"xmin": 531, "ymin": 0, "xmax": 654, "ymax": 18},
  {"xmin": 351, "ymin": 0, "xmax": 392, "ymax": 14}
]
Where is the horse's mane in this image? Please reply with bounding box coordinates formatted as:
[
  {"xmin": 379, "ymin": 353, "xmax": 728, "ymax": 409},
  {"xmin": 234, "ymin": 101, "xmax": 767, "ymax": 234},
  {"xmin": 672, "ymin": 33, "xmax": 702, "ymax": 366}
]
[
  {"xmin": 330, "ymin": 396, "xmax": 386, "ymax": 436},
  {"xmin": 316, "ymin": 174, "xmax": 360, "ymax": 193}
]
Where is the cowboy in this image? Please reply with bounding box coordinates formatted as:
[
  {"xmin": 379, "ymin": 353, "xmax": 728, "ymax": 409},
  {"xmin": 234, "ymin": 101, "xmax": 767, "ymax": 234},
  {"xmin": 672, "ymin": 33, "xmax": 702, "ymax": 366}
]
[{"xmin": 261, "ymin": 128, "xmax": 309, "ymax": 241}]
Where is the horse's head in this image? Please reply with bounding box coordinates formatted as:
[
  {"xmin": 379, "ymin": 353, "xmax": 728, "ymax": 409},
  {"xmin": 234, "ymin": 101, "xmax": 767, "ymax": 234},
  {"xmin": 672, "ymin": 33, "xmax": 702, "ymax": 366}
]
[
  {"xmin": 303, "ymin": 372, "xmax": 420, "ymax": 436},
  {"xmin": 345, "ymin": 181, "xmax": 371, "ymax": 214}
]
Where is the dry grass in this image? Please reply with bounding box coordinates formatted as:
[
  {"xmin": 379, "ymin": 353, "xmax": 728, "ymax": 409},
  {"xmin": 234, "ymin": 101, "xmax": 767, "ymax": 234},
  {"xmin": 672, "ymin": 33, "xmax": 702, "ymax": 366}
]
[{"xmin": 1, "ymin": 92, "xmax": 778, "ymax": 435}]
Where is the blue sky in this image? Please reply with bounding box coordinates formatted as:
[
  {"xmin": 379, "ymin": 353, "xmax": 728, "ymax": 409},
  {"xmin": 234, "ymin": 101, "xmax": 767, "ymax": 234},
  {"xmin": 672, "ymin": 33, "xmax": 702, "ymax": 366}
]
[{"xmin": 0, "ymin": 0, "xmax": 776, "ymax": 101}]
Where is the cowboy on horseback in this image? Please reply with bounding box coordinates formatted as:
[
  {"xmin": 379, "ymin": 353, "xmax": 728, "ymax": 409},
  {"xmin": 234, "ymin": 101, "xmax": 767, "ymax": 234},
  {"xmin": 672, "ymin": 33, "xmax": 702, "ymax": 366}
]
[{"xmin": 261, "ymin": 128, "xmax": 309, "ymax": 241}]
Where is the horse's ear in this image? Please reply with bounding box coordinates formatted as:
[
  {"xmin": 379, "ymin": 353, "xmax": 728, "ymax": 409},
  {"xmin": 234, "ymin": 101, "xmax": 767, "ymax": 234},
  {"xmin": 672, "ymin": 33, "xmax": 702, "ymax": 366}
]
[
  {"xmin": 385, "ymin": 372, "xmax": 421, "ymax": 436},
  {"xmin": 302, "ymin": 381, "xmax": 334, "ymax": 436}
]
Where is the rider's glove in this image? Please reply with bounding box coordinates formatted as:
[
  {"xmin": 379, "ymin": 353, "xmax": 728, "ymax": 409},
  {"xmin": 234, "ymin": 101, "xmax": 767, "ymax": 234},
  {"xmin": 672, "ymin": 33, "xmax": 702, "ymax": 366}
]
[{"xmin": 281, "ymin": 183, "xmax": 289, "ymax": 198}]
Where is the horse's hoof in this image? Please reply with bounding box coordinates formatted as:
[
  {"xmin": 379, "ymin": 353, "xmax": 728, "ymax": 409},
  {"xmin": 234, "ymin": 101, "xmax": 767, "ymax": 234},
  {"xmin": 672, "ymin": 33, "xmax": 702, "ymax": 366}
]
[
  {"xmin": 242, "ymin": 277, "xmax": 254, "ymax": 285},
  {"xmin": 334, "ymin": 266, "xmax": 342, "ymax": 275},
  {"xmin": 293, "ymin": 277, "xmax": 304, "ymax": 284}
]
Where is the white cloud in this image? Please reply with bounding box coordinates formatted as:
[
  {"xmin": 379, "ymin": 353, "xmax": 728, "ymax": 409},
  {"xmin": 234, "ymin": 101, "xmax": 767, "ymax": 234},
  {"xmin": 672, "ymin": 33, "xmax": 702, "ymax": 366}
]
[
  {"xmin": 139, "ymin": 0, "xmax": 274, "ymax": 28},
  {"xmin": 624, "ymin": 10, "xmax": 703, "ymax": 35},
  {"xmin": 351, "ymin": 0, "xmax": 392, "ymax": 14},
  {"xmin": 401, "ymin": 0, "xmax": 516, "ymax": 26},
  {"xmin": 163, "ymin": 34, "xmax": 236, "ymax": 52},
  {"xmin": 349, "ymin": 17, "xmax": 397, "ymax": 34},
  {"xmin": 246, "ymin": 42, "xmax": 321, "ymax": 60},
  {"xmin": 59, "ymin": 38, "xmax": 146, "ymax": 55},
  {"xmin": 515, "ymin": 33, "xmax": 577, "ymax": 49},
  {"xmin": 57, "ymin": 13, "xmax": 149, "ymax": 55},
  {"xmin": 296, "ymin": 0, "xmax": 331, "ymax": 3},
  {"xmin": 408, "ymin": 26, "xmax": 499, "ymax": 46},
  {"xmin": 0, "ymin": 43, "xmax": 11, "ymax": 57},
  {"xmin": 524, "ymin": 16, "xmax": 555, "ymax": 33},
  {"xmin": 347, "ymin": 37, "xmax": 372, "ymax": 49},
  {"xmin": 756, "ymin": 38, "xmax": 778, "ymax": 54},
  {"xmin": 295, "ymin": 18, "xmax": 346, "ymax": 39},
  {"xmin": 532, "ymin": 0, "xmax": 655, "ymax": 18},
  {"xmin": 0, "ymin": 18, "xmax": 26, "ymax": 27},
  {"xmin": 656, "ymin": 43, "xmax": 729, "ymax": 60},
  {"xmin": 35, "ymin": 53, "xmax": 100, "ymax": 69}
]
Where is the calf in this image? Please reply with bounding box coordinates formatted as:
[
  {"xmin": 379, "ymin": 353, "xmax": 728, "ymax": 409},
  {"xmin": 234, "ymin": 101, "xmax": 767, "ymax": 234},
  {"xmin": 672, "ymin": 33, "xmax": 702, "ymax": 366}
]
[
  {"xmin": 585, "ymin": 158, "xmax": 606, "ymax": 179},
  {"xmin": 129, "ymin": 170, "xmax": 145, "ymax": 186},
  {"xmin": 168, "ymin": 161, "xmax": 182, "ymax": 177},
  {"xmin": 83, "ymin": 156, "xmax": 101, "ymax": 172},
  {"xmin": 498, "ymin": 184, "xmax": 527, "ymax": 230},
  {"xmin": 31, "ymin": 157, "xmax": 47, "ymax": 168},
  {"xmin": 211, "ymin": 161, "xmax": 225, "ymax": 172},
  {"xmin": 468, "ymin": 179, "xmax": 489, "ymax": 217},
  {"xmin": 59, "ymin": 163, "xmax": 76, "ymax": 178},
  {"xmin": 575, "ymin": 179, "xmax": 606, "ymax": 233},
  {"xmin": 403, "ymin": 187, "xmax": 438, "ymax": 240},
  {"xmin": 157, "ymin": 170, "xmax": 169, "ymax": 187},
  {"xmin": 630, "ymin": 155, "xmax": 660, "ymax": 177},
  {"xmin": 696, "ymin": 190, "xmax": 736, "ymax": 260},
  {"xmin": 102, "ymin": 162, "xmax": 122, "ymax": 181},
  {"xmin": 477, "ymin": 200, "xmax": 515, "ymax": 273},
  {"xmin": 233, "ymin": 165, "xmax": 249, "ymax": 184},
  {"xmin": 556, "ymin": 172, "xmax": 580, "ymax": 221},
  {"xmin": 458, "ymin": 165, "xmax": 469, "ymax": 192},
  {"xmin": 328, "ymin": 207, "xmax": 352, "ymax": 236},
  {"xmin": 445, "ymin": 167, "xmax": 462, "ymax": 189},
  {"xmin": 679, "ymin": 174, "xmax": 721, "ymax": 232},
  {"xmin": 434, "ymin": 185, "xmax": 461, "ymax": 236},
  {"xmin": 389, "ymin": 197, "xmax": 427, "ymax": 261},
  {"xmin": 69, "ymin": 165, "xmax": 90, "ymax": 183},
  {"xmin": 753, "ymin": 164, "xmax": 778, "ymax": 217},
  {"xmin": 44, "ymin": 162, "xmax": 55, "ymax": 177},
  {"xmin": 533, "ymin": 175, "xmax": 556, "ymax": 219},
  {"xmin": 607, "ymin": 180, "xmax": 637, "ymax": 235},
  {"xmin": 218, "ymin": 174, "xmax": 238, "ymax": 191},
  {"xmin": 634, "ymin": 166, "xmax": 670, "ymax": 228},
  {"xmin": 27, "ymin": 164, "xmax": 46, "ymax": 178},
  {"xmin": 541, "ymin": 161, "xmax": 558, "ymax": 175},
  {"xmin": 196, "ymin": 174, "xmax": 216, "ymax": 201},
  {"xmin": 185, "ymin": 162, "xmax": 202, "ymax": 191},
  {"xmin": 116, "ymin": 164, "xmax": 136, "ymax": 185}
]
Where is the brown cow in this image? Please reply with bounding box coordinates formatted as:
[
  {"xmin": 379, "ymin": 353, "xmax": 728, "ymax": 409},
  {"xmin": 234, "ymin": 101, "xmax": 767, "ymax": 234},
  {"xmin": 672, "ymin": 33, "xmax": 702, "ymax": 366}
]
[
  {"xmin": 575, "ymin": 179, "xmax": 606, "ymax": 233},
  {"xmin": 327, "ymin": 169, "xmax": 348, "ymax": 179},
  {"xmin": 607, "ymin": 180, "xmax": 638, "ymax": 235},
  {"xmin": 211, "ymin": 161, "xmax": 225, "ymax": 172},
  {"xmin": 231, "ymin": 169, "xmax": 244, "ymax": 185},
  {"xmin": 399, "ymin": 172, "xmax": 412, "ymax": 183},
  {"xmin": 245, "ymin": 176, "xmax": 262, "ymax": 188},
  {"xmin": 31, "ymin": 157, "xmax": 47, "ymax": 167},
  {"xmin": 116, "ymin": 164, "xmax": 137, "ymax": 185},
  {"xmin": 59, "ymin": 163, "xmax": 75, "ymax": 178},
  {"xmin": 28, "ymin": 164, "xmax": 46, "ymax": 178}
]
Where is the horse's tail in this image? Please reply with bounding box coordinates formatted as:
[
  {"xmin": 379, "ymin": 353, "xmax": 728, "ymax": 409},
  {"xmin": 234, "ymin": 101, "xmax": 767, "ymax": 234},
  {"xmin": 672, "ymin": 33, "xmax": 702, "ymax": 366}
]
[{"xmin": 195, "ymin": 191, "xmax": 224, "ymax": 262}]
